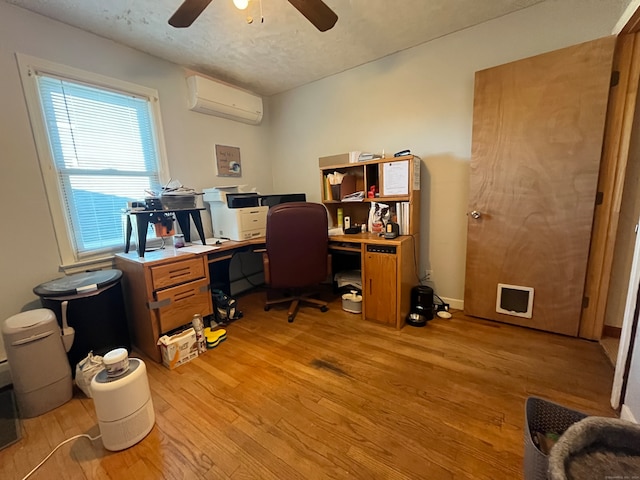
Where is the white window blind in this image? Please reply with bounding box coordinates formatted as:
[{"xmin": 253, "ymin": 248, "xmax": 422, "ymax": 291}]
[{"xmin": 35, "ymin": 75, "xmax": 162, "ymax": 258}]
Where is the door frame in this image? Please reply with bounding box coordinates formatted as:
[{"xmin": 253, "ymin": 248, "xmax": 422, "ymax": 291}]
[
  {"xmin": 611, "ymin": 216, "xmax": 640, "ymax": 409},
  {"xmin": 581, "ymin": 29, "xmax": 640, "ymax": 339}
]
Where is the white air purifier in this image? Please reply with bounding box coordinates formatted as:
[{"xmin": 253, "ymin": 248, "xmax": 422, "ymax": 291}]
[{"xmin": 91, "ymin": 351, "xmax": 155, "ymax": 451}]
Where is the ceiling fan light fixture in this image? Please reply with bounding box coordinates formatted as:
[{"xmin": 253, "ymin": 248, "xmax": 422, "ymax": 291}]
[
  {"xmin": 233, "ymin": 0, "xmax": 249, "ymax": 10},
  {"xmin": 169, "ymin": 0, "xmax": 337, "ymax": 31}
]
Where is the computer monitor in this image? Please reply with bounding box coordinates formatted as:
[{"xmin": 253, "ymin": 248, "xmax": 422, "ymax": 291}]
[{"xmin": 259, "ymin": 193, "xmax": 306, "ymax": 208}]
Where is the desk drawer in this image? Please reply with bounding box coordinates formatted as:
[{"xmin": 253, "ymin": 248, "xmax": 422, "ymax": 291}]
[
  {"xmin": 155, "ymin": 278, "xmax": 212, "ymax": 333},
  {"xmin": 151, "ymin": 257, "xmax": 206, "ymax": 290}
]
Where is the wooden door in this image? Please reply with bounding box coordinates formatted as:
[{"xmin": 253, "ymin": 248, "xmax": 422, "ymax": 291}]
[
  {"xmin": 464, "ymin": 36, "xmax": 616, "ymax": 335},
  {"xmin": 364, "ymin": 251, "xmax": 397, "ymax": 325}
]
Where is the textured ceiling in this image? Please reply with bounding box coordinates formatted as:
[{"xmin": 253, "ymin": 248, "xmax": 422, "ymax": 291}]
[{"xmin": 5, "ymin": 0, "xmax": 546, "ymax": 96}]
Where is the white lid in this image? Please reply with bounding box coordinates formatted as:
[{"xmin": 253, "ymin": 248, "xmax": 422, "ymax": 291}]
[
  {"xmin": 103, "ymin": 348, "xmax": 128, "ymax": 366},
  {"xmin": 342, "ymin": 291, "xmax": 362, "ymax": 302},
  {"xmin": 5, "ymin": 308, "xmax": 55, "ymax": 329}
]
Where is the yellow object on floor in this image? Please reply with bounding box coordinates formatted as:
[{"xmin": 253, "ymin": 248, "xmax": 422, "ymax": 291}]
[{"xmin": 203, "ymin": 327, "xmax": 227, "ymax": 349}]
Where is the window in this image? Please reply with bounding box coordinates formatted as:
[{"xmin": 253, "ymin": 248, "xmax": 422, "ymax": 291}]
[{"xmin": 17, "ymin": 54, "xmax": 168, "ymax": 266}]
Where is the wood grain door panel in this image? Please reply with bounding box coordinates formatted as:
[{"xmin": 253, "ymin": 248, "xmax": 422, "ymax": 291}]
[
  {"xmin": 364, "ymin": 252, "xmax": 397, "ymax": 325},
  {"xmin": 464, "ymin": 36, "xmax": 616, "ymax": 335}
]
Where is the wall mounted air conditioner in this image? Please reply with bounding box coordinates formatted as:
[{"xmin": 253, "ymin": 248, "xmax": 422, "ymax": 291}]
[{"xmin": 186, "ymin": 74, "xmax": 263, "ymax": 125}]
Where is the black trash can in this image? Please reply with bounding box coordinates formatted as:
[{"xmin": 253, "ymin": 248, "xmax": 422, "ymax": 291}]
[{"xmin": 33, "ymin": 269, "xmax": 131, "ymax": 373}]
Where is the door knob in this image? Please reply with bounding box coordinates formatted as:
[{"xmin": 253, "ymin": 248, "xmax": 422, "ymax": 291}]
[{"xmin": 469, "ymin": 210, "xmax": 482, "ymax": 219}]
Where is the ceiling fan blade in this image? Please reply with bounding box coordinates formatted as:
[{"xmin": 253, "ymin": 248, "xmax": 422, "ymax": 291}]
[
  {"xmin": 287, "ymin": 0, "xmax": 338, "ymax": 32},
  {"xmin": 169, "ymin": 0, "xmax": 214, "ymax": 28}
]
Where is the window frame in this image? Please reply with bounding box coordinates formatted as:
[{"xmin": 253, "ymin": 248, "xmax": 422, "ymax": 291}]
[{"xmin": 17, "ymin": 53, "xmax": 170, "ymax": 268}]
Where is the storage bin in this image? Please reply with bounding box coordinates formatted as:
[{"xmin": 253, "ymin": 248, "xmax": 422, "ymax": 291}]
[
  {"xmin": 524, "ymin": 396, "xmax": 587, "ymax": 480},
  {"xmin": 33, "ymin": 269, "xmax": 131, "ymax": 373}
]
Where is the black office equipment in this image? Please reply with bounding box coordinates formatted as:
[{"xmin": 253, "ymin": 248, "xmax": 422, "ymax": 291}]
[
  {"xmin": 226, "ymin": 193, "xmax": 260, "ymax": 208},
  {"xmin": 145, "ymin": 197, "xmax": 163, "ymax": 210},
  {"xmin": 384, "ymin": 222, "xmax": 399, "ymax": 239},
  {"xmin": 406, "ymin": 285, "xmax": 434, "ymax": 326},
  {"xmin": 259, "ymin": 193, "xmax": 306, "ymax": 208},
  {"xmin": 394, "ymin": 149, "xmax": 411, "ymax": 157}
]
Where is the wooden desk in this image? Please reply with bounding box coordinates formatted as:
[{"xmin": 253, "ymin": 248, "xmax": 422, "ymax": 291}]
[
  {"xmin": 116, "ymin": 233, "xmax": 414, "ymax": 362},
  {"xmin": 124, "ymin": 208, "xmax": 207, "ymax": 258},
  {"xmin": 115, "ymin": 238, "xmax": 265, "ymax": 362},
  {"xmin": 328, "ymin": 233, "xmax": 416, "ymax": 329}
]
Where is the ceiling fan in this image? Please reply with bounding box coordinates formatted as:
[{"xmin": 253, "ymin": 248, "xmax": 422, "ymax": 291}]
[{"xmin": 168, "ymin": 0, "xmax": 338, "ymax": 32}]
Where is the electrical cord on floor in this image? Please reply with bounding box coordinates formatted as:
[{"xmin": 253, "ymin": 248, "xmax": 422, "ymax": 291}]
[
  {"xmin": 21, "ymin": 433, "xmax": 102, "ymax": 480},
  {"xmin": 234, "ymin": 250, "xmax": 264, "ymax": 289}
]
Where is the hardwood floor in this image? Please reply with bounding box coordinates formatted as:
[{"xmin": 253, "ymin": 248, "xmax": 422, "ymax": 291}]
[
  {"xmin": 0, "ymin": 289, "xmax": 616, "ymax": 480},
  {"xmin": 599, "ymin": 336, "xmax": 620, "ymax": 367}
]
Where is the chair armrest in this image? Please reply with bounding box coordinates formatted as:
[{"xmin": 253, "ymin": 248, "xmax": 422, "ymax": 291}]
[{"xmin": 262, "ymin": 252, "xmax": 271, "ymax": 284}]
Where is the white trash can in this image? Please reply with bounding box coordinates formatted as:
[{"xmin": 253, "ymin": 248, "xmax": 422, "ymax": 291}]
[{"xmin": 2, "ymin": 309, "xmax": 72, "ymax": 418}]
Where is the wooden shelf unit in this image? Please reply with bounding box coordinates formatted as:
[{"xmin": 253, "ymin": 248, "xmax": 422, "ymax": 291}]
[
  {"xmin": 320, "ymin": 154, "xmax": 421, "ymax": 328},
  {"xmin": 319, "ymin": 155, "xmax": 420, "ymax": 234}
]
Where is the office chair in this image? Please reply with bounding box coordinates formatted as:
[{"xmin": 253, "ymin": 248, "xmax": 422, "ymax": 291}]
[{"xmin": 262, "ymin": 202, "xmax": 331, "ymax": 322}]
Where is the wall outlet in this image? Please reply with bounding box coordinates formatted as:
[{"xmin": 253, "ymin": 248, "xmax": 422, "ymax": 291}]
[{"xmin": 424, "ymin": 270, "xmax": 433, "ymax": 281}]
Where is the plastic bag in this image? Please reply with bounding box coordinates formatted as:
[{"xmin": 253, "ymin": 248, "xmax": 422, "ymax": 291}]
[
  {"xmin": 368, "ymin": 202, "xmax": 390, "ymax": 233},
  {"xmin": 75, "ymin": 351, "xmax": 104, "ymax": 398}
]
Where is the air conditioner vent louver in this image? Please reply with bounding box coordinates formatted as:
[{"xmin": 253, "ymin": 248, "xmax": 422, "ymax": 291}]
[{"xmin": 186, "ymin": 75, "xmax": 263, "ymax": 125}]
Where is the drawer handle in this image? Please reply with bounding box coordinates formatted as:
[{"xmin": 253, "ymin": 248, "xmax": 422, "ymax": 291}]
[
  {"xmin": 148, "ymin": 298, "xmax": 171, "ymax": 309},
  {"xmin": 168, "ymin": 267, "xmax": 192, "ymax": 279},
  {"xmin": 174, "ymin": 291, "xmax": 196, "ymax": 302}
]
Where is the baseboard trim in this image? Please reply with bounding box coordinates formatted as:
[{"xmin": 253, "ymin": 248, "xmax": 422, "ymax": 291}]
[
  {"xmin": 441, "ymin": 297, "xmax": 463, "ymax": 311},
  {"xmin": 621, "ymin": 404, "xmax": 638, "ymax": 423},
  {"xmin": 603, "ymin": 325, "xmax": 622, "ymax": 338}
]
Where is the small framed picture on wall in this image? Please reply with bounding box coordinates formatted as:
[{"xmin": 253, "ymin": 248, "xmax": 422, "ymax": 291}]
[{"xmin": 215, "ymin": 145, "xmax": 242, "ymax": 177}]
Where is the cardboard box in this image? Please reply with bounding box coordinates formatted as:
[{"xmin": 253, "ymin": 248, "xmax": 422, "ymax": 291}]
[
  {"xmin": 157, "ymin": 328, "xmax": 199, "ymax": 369},
  {"xmin": 319, "ymin": 153, "xmax": 349, "ymax": 168}
]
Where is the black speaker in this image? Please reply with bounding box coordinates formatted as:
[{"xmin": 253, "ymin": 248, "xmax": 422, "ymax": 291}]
[{"xmin": 384, "ymin": 222, "xmax": 399, "ymax": 239}]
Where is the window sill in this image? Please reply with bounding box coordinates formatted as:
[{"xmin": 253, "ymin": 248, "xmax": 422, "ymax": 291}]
[{"xmin": 59, "ymin": 256, "xmax": 116, "ymax": 275}]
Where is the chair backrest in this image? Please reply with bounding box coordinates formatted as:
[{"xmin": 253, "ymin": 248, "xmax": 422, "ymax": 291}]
[{"xmin": 265, "ymin": 202, "xmax": 328, "ymax": 289}]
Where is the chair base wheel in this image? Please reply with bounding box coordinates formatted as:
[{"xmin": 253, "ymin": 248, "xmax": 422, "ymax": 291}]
[
  {"xmin": 264, "ymin": 306, "xmax": 270, "ymax": 311},
  {"xmin": 288, "ymin": 315, "xmax": 294, "ymax": 323},
  {"xmin": 320, "ymin": 306, "xmax": 329, "ymax": 312}
]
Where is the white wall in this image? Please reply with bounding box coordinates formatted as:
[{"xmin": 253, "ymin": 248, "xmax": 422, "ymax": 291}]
[
  {"xmin": 0, "ymin": 2, "xmax": 272, "ymax": 365},
  {"xmin": 268, "ymin": 0, "xmax": 629, "ymax": 305}
]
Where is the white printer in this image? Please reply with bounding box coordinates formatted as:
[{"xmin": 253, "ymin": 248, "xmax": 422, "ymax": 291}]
[{"xmin": 203, "ymin": 186, "xmax": 268, "ymax": 241}]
